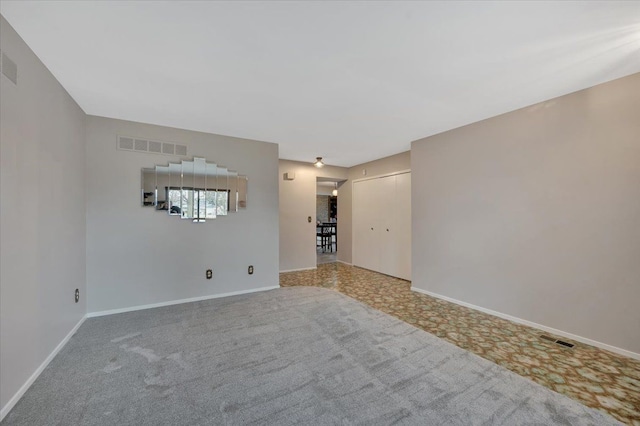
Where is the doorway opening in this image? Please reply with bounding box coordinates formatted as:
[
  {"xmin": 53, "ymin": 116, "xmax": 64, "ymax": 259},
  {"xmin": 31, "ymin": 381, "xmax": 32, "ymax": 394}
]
[{"xmin": 316, "ymin": 178, "xmax": 342, "ymax": 265}]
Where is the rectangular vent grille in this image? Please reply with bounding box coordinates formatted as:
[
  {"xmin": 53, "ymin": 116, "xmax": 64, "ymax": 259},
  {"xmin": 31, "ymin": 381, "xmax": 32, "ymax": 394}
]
[
  {"xmin": 162, "ymin": 143, "xmax": 174, "ymax": 155},
  {"xmin": 117, "ymin": 135, "xmax": 187, "ymax": 157},
  {"xmin": 1, "ymin": 50, "xmax": 18, "ymax": 85},
  {"xmin": 119, "ymin": 137, "xmax": 134, "ymax": 150},
  {"xmin": 134, "ymin": 139, "xmax": 148, "ymax": 151},
  {"xmin": 540, "ymin": 335, "xmax": 575, "ymax": 348},
  {"xmin": 149, "ymin": 141, "xmax": 162, "ymax": 153}
]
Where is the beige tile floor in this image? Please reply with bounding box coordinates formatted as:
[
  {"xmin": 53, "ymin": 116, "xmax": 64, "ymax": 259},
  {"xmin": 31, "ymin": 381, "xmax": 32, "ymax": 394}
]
[
  {"xmin": 280, "ymin": 262, "xmax": 640, "ymax": 425},
  {"xmin": 316, "ymin": 248, "xmax": 337, "ymax": 265}
]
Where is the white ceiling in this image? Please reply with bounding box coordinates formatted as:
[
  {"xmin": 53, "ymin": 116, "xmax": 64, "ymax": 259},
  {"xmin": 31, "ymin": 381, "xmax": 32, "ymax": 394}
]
[{"xmin": 2, "ymin": 1, "xmax": 639, "ymax": 167}]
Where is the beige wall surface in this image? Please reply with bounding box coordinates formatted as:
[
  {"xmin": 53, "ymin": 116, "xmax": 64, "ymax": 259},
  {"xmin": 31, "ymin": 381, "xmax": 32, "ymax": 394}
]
[
  {"xmin": 1, "ymin": 16, "xmax": 87, "ymax": 412},
  {"xmin": 411, "ymin": 73, "xmax": 640, "ymax": 354},
  {"xmin": 86, "ymin": 116, "xmax": 280, "ymax": 313},
  {"xmin": 279, "ymin": 160, "xmax": 347, "ymax": 271},
  {"xmin": 339, "ymin": 152, "xmax": 411, "ymax": 265},
  {"xmin": 316, "ymin": 183, "xmax": 335, "ymax": 196}
]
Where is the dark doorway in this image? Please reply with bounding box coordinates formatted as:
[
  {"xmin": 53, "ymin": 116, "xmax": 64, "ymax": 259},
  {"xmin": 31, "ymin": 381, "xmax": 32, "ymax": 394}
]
[{"xmin": 329, "ymin": 195, "xmax": 337, "ymax": 221}]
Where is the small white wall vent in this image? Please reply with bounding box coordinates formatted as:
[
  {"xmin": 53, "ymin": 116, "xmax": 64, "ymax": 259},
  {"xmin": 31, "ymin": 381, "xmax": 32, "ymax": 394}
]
[
  {"xmin": 1, "ymin": 50, "xmax": 18, "ymax": 85},
  {"xmin": 117, "ymin": 135, "xmax": 187, "ymax": 157}
]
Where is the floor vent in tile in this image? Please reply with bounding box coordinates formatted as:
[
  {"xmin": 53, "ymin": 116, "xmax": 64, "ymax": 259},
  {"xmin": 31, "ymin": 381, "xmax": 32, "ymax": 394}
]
[{"xmin": 540, "ymin": 335, "xmax": 575, "ymax": 348}]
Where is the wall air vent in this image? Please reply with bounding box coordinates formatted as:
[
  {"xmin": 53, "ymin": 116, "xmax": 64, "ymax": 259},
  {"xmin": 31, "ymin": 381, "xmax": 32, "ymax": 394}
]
[
  {"xmin": 118, "ymin": 137, "xmax": 134, "ymax": 150},
  {"xmin": 0, "ymin": 50, "xmax": 18, "ymax": 85},
  {"xmin": 117, "ymin": 135, "xmax": 187, "ymax": 158},
  {"xmin": 540, "ymin": 335, "xmax": 575, "ymax": 348},
  {"xmin": 162, "ymin": 143, "xmax": 174, "ymax": 155},
  {"xmin": 149, "ymin": 141, "xmax": 162, "ymax": 153},
  {"xmin": 134, "ymin": 139, "xmax": 148, "ymax": 151}
]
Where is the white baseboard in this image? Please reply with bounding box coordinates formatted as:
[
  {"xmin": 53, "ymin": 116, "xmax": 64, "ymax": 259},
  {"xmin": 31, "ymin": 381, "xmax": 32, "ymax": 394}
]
[
  {"xmin": 411, "ymin": 287, "xmax": 640, "ymax": 361},
  {"xmin": 279, "ymin": 266, "xmax": 317, "ymax": 273},
  {"xmin": 337, "ymin": 260, "xmax": 352, "ymax": 266},
  {"xmin": 1, "ymin": 315, "xmax": 87, "ymax": 421},
  {"xmin": 87, "ymin": 286, "xmax": 279, "ymax": 318}
]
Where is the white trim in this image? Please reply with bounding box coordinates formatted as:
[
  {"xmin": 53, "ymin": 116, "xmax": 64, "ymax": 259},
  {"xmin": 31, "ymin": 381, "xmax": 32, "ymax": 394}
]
[
  {"xmin": 336, "ymin": 260, "xmax": 352, "ymax": 266},
  {"xmin": 279, "ymin": 266, "xmax": 317, "ymax": 273},
  {"xmin": 351, "ymin": 169, "xmax": 411, "ymax": 184},
  {"xmin": 411, "ymin": 287, "xmax": 640, "ymax": 361},
  {"xmin": 87, "ymin": 286, "xmax": 279, "ymax": 318},
  {"xmin": 1, "ymin": 315, "xmax": 87, "ymax": 421}
]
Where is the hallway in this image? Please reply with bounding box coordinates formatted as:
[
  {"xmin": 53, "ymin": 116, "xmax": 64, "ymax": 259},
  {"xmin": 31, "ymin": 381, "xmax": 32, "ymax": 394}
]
[{"xmin": 316, "ymin": 248, "xmax": 337, "ymax": 265}]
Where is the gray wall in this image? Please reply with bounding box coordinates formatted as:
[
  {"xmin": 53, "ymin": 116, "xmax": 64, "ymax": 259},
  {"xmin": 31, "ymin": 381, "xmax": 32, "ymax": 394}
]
[
  {"xmin": 338, "ymin": 152, "xmax": 411, "ymax": 265},
  {"xmin": 1, "ymin": 16, "xmax": 87, "ymax": 411},
  {"xmin": 86, "ymin": 116, "xmax": 279, "ymax": 313},
  {"xmin": 279, "ymin": 160, "xmax": 347, "ymax": 271},
  {"xmin": 411, "ymin": 73, "xmax": 640, "ymax": 353}
]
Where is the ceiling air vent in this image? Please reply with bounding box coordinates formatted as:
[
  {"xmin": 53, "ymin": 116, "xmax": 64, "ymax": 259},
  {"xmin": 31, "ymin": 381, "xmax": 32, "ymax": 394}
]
[
  {"xmin": 117, "ymin": 135, "xmax": 187, "ymax": 157},
  {"xmin": 1, "ymin": 50, "xmax": 18, "ymax": 85},
  {"xmin": 540, "ymin": 335, "xmax": 575, "ymax": 349}
]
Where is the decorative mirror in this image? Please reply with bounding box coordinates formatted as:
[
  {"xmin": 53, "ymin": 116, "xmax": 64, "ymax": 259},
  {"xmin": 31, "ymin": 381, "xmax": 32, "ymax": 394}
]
[
  {"xmin": 155, "ymin": 165, "xmax": 169, "ymax": 211},
  {"xmin": 168, "ymin": 162, "xmax": 182, "ymax": 215},
  {"xmin": 141, "ymin": 157, "xmax": 248, "ymax": 222},
  {"xmin": 141, "ymin": 168, "xmax": 156, "ymax": 206}
]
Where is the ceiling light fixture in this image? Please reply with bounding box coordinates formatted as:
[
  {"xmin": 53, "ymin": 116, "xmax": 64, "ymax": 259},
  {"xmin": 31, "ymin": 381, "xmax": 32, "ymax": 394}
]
[
  {"xmin": 313, "ymin": 157, "xmax": 324, "ymax": 168},
  {"xmin": 332, "ymin": 182, "xmax": 338, "ymax": 196}
]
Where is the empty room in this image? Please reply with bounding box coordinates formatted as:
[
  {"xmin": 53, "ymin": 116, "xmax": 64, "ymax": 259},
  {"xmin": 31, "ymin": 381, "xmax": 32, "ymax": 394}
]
[{"xmin": 1, "ymin": 1, "xmax": 639, "ymax": 425}]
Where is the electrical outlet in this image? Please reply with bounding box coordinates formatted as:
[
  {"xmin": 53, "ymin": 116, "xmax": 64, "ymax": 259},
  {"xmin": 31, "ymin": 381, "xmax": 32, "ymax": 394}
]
[
  {"xmin": 74, "ymin": 289, "xmax": 80, "ymax": 303},
  {"xmin": 206, "ymin": 269, "xmax": 213, "ymax": 280},
  {"xmin": 248, "ymin": 265, "xmax": 254, "ymax": 275}
]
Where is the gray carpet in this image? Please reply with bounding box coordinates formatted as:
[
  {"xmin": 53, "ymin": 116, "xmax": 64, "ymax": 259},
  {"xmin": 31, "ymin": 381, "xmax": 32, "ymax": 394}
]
[{"xmin": 2, "ymin": 287, "xmax": 620, "ymax": 425}]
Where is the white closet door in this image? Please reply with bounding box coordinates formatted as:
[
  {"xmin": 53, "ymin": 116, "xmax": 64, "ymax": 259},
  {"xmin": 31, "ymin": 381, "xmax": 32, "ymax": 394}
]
[
  {"xmin": 395, "ymin": 172, "xmax": 412, "ymax": 281},
  {"xmin": 378, "ymin": 175, "xmax": 398, "ymax": 277},
  {"xmin": 353, "ymin": 179, "xmax": 380, "ymax": 271},
  {"xmin": 353, "ymin": 172, "xmax": 411, "ymax": 280},
  {"xmin": 352, "ymin": 180, "xmax": 366, "ymax": 268}
]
